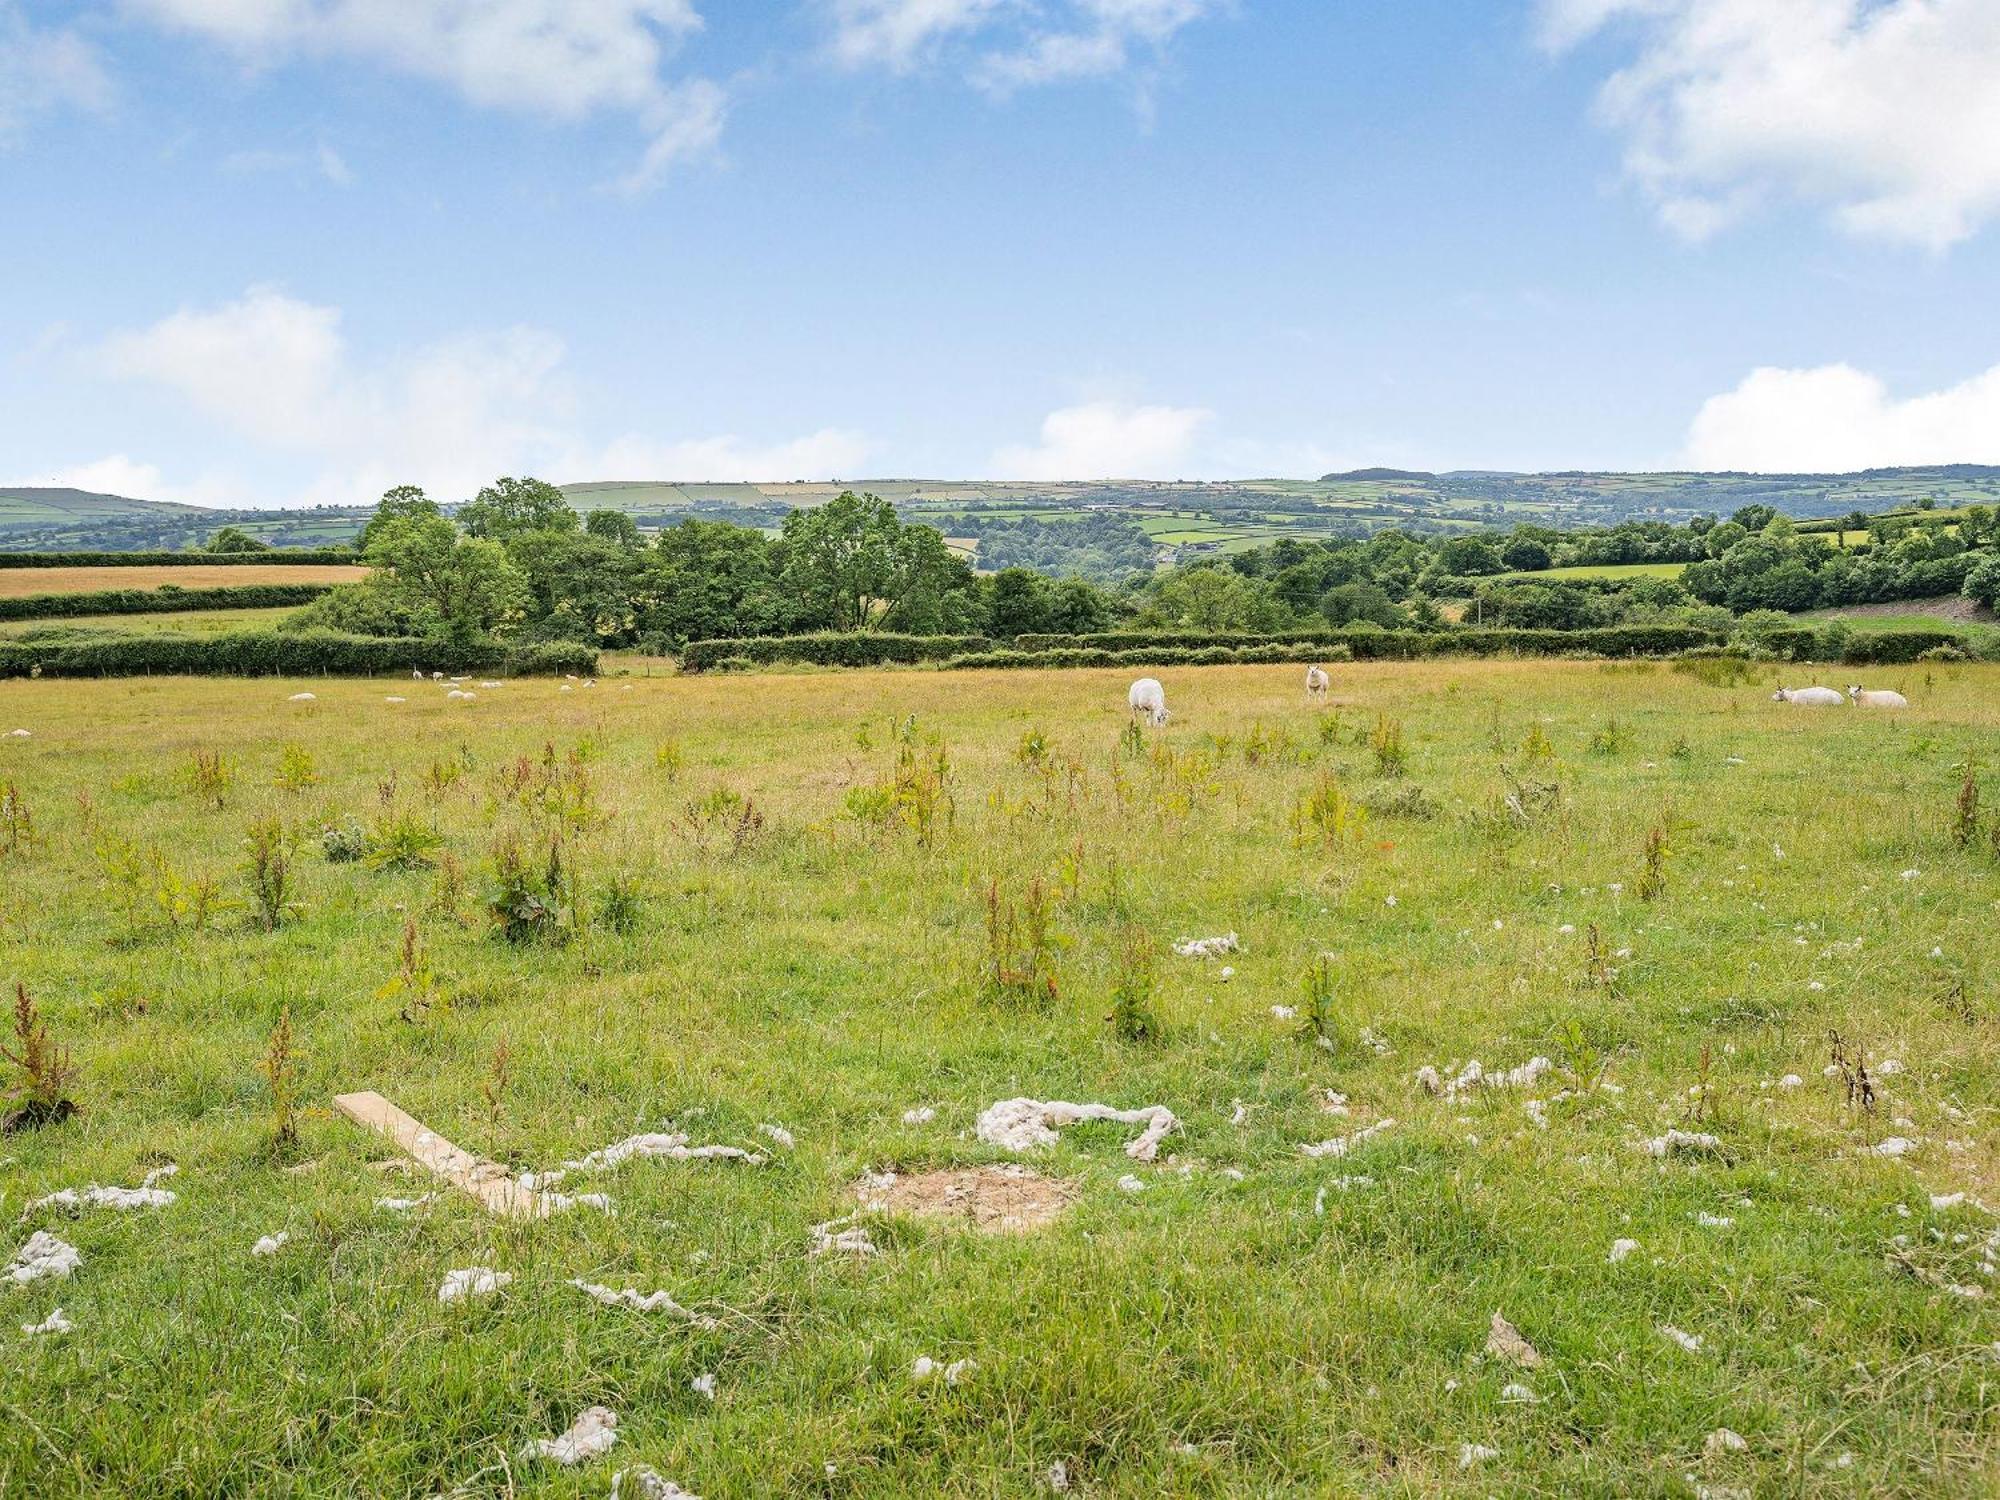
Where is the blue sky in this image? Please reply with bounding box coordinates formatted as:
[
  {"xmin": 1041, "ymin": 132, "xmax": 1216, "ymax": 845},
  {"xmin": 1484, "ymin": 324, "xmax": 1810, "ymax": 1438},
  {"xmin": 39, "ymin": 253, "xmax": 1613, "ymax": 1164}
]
[{"xmin": 4, "ymin": 0, "xmax": 1999, "ymax": 507}]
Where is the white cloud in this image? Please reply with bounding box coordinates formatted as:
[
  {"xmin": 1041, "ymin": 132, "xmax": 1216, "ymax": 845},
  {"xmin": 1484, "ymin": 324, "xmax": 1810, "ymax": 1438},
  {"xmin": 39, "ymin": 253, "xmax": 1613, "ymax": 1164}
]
[
  {"xmin": 219, "ymin": 142, "xmax": 354, "ymax": 185},
  {"xmin": 1543, "ymin": 0, "xmax": 2000, "ymax": 249},
  {"xmin": 992, "ymin": 399, "xmax": 1213, "ymax": 479},
  {"xmin": 86, "ymin": 286, "xmax": 867, "ymax": 505},
  {"xmin": 1683, "ymin": 361, "xmax": 2000, "ymax": 472},
  {"xmin": 826, "ymin": 0, "xmax": 1221, "ymax": 90},
  {"xmin": 828, "ymin": 0, "xmax": 1005, "ymax": 71},
  {"xmin": 127, "ymin": 0, "xmax": 723, "ymax": 184},
  {"xmin": 0, "ymin": 3, "xmax": 114, "ymax": 138},
  {"xmin": 9, "ymin": 455, "xmax": 169, "ymax": 499}
]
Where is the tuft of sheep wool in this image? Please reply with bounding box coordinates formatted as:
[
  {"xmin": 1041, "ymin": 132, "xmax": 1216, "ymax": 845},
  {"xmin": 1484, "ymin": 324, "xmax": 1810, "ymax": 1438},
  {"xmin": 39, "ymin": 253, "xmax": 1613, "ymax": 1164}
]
[{"xmin": 976, "ymin": 1099, "xmax": 1176, "ymax": 1161}]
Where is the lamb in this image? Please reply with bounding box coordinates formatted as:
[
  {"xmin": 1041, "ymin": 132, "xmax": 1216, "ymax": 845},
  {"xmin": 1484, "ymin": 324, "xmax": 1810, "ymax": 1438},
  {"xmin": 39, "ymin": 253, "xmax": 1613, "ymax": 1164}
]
[
  {"xmin": 1771, "ymin": 686, "xmax": 1843, "ymax": 706},
  {"xmin": 1848, "ymin": 685, "xmax": 1908, "ymax": 709},
  {"xmin": 1127, "ymin": 677, "xmax": 1169, "ymax": 727},
  {"xmin": 1305, "ymin": 665, "xmax": 1330, "ymax": 700}
]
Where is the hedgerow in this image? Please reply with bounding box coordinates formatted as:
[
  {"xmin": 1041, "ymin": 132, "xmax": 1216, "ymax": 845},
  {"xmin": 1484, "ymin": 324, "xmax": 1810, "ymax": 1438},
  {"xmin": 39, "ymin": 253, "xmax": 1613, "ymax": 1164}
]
[
  {"xmin": 0, "ymin": 583, "xmax": 335, "ymax": 622},
  {"xmin": 0, "ymin": 630, "xmax": 595, "ymax": 679},
  {"xmin": 679, "ymin": 633, "xmax": 992, "ymax": 672}
]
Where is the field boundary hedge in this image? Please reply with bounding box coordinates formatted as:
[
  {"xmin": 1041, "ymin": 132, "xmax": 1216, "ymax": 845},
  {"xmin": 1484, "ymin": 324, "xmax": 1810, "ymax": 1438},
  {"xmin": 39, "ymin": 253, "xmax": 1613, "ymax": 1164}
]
[
  {"xmin": 0, "ymin": 582, "xmax": 334, "ymax": 621},
  {"xmin": 0, "ymin": 548, "xmax": 356, "ymax": 568},
  {"xmin": 0, "ymin": 629, "xmax": 594, "ymax": 679},
  {"xmin": 681, "ymin": 625, "xmax": 1727, "ymax": 673},
  {"xmin": 680, "ymin": 633, "xmax": 992, "ymax": 671}
]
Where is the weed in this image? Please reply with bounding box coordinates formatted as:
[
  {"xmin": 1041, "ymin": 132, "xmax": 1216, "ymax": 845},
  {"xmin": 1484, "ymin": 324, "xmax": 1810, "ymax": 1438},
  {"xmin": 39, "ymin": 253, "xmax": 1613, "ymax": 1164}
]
[
  {"xmin": 654, "ymin": 740, "xmax": 685, "ymax": 780},
  {"xmin": 595, "ymin": 873, "xmax": 646, "ymax": 935},
  {"xmin": 1292, "ymin": 772, "xmax": 1366, "ymax": 849},
  {"xmin": 1589, "ymin": 718, "xmax": 1634, "ymax": 756},
  {"xmin": 2, "ymin": 982, "xmax": 79, "ymax": 1132},
  {"xmin": 1828, "ymin": 1031, "xmax": 1876, "ymax": 1114},
  {"xmin": 1680, "ymin": 1043, "xmax": 1721, "ymax": 1127},
  {"xmin": 1017, "ymin": 728, "xmax": 1052, "ymax": 768},
  {"xmin": 1521, "ymin": 724, "xmax": 1556, "ymax": 764},
  {"xmin": 1553, "ymin": 1017, "xmax": 1604, "ymax": 1091},
  {"xmin": 422, "ymin": 757, "xmax": 464, "ymax": 802},
  {"xmin": 243, "ymin": 815, "xmax": 301, "ymax": 931},
  {"xmin": 1106, "ymin": 927, "xmax": 1159, "ymax": 1042},
  {"xmin": 1637, "ymin": 824, "xmax": 1669, "ymax": 902},
  {"xmin": 0, "ymin": 782, "xmax": 33, "ymax": 856},
  {"xmin": 365, "ymin": 811, "xmax": 445, "ymax": 872},
  {"xmin": 1118, "ymin": 719, "xmax": 1146, "ymax": 760},
  {"xmin": 486, "ymin": 836, "xmax": 575, "ymax": 945},
  {"xmin": 1370, "ymin": 714, "xmax": 1408, "ymax": 777},
  {"xmin": 260, "ymin": 1007, "xmax": 300, "ymax": 1153},
  {"xmin": 1953, "ymin": 764, "xmax": 1980, "ymax": 849},
  {"xmin": 378, "ymin": 917, "xmax": 449, "ymax": 1021},
  {"xmin": 1298, "ymin": 953, "xmax": 1339, "ymax": 1052},
  {"xmin": 320, "ymin": 818, "xmax": 368, "ymax": 863},
  {"xmin": 274, "ymin": 745, "xmax": 319, "ymax": 793},
  {"xmin": 185, "ymin": 749, "xmax": 235, "ymax": 809},
  {"xmin": 982, "ymin": 876, "xmax": 1061, "ymax": 1006},
  {"xmin": 483, "ymin": 1035, "xmax": 512, "ymax": 1136}
]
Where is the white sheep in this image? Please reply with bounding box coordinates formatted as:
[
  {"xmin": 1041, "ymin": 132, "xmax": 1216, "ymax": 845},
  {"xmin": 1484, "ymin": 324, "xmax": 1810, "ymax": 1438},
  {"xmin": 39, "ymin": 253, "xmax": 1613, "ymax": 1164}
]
[
  {"xmin": 1127, "ymin": 677, "xmax": 1169, "ymax": 727},
  {"xmin": 1770, "ymin": 686, "xmax": 1843, "ymax": 706},
  {"xmin": 1848, "ymin": 684, "xmax": 1909, "ymax": 709},
  {"xmin": 1305, "ymin": 664, "xmax": 1330, "ymax": 700}
]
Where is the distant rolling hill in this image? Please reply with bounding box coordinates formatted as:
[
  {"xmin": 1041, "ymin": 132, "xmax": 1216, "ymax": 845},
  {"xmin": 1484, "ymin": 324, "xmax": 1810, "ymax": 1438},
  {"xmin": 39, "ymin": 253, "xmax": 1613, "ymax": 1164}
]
[{"xmin": 3, "ymin": 465, "xmax": 1998, "ymax": 552}]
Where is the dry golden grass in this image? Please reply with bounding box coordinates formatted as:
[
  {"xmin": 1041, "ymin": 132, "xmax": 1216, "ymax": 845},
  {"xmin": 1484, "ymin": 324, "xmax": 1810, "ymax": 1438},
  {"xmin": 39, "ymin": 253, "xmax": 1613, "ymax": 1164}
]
[{"xmin": 0, "ymin": 564, "xmax": 368, "ymax": 597}]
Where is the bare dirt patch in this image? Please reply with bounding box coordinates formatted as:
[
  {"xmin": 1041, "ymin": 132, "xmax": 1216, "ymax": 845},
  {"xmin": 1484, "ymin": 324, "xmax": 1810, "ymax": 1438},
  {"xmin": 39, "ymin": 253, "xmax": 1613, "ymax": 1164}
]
[
  {"xmin": 0, "ymin": 565, "xmax": 370, "ymax": 598},
  {"xmin": 1801, "ymin": 594, "xmax": 1996, "ymax": 625},
  {"xmin": 856, "ymin": 1164, "xmax": 1075, "ymax": 1233}
]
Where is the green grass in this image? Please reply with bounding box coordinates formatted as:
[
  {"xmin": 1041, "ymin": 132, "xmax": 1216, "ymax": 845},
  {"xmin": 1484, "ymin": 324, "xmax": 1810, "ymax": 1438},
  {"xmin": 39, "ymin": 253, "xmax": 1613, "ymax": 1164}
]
[{"xmin": 2, "ymin": 661, "xmax": 1999, "ymax": 1494}]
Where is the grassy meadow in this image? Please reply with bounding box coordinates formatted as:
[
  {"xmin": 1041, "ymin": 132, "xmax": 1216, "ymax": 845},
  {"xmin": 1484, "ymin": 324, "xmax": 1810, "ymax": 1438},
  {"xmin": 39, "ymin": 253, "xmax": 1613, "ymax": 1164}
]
[
  {"xmin": 0, "ymin": 565, "xmax": 367, "ymax": 598},
  {"xmin": 2, "ymin": 660, "xmax": 1999, "ymax": 1495}
]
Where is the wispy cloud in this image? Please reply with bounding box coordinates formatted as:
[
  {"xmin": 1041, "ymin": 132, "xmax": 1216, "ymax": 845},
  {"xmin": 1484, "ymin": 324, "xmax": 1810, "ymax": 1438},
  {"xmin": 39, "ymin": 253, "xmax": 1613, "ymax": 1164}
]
[
  {"xmin": 0, "ymin": 2, "xmax": 113, "ymax": 139},
  {"xmin": 127, "ymin": 0, "xmax": 724, "ymax": 187}
]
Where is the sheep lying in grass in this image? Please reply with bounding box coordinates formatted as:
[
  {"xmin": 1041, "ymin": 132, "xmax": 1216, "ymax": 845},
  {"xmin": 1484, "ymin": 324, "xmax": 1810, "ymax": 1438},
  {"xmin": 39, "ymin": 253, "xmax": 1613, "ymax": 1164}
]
[
  {"xmin": 1305, "ymin": 665, "xmax": 1330, "ymax": 700},
  {"xmin": 1127, "ymin": 677, "xmax": 1169, "ymax": 727},
  {"xmin": 1771, "ymin": 686, "xmax": 1843, "ymax": 706},
  {"xmin": 1848, "ymin": 685, "xmax": 1909, "ymax": 709}
]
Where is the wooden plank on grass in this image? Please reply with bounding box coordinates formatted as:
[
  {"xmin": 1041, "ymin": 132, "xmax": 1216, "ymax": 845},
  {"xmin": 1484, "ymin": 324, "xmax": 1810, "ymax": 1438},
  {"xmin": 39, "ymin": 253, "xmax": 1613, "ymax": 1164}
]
[{"xmin": 334, "ymin": 1089, "xmax": 551, "ymax": 1219}]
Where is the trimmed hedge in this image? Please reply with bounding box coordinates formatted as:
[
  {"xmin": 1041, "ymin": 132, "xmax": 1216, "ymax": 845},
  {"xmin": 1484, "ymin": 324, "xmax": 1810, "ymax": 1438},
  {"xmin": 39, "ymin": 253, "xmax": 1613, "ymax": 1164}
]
[
  {"xmin": 0, "ymin": 629, "xmax": 595, "ymax": 679},
  {"xmin": 687, "ymin": 624, "xmax": 1727, "ymax": 673},
  {"xmin": 0, "ymin": 548, "xmax": 356, "ymax": 568},
  {"xmin": 0, "ymin": 582, "xmax": 334, "ymax": 622},
  {"xmin": 680, "ymin": 633, "xmax": 992, "ymax": 672},
  {"xmin": 1013, "ymin": 630, "xmax": 1344, "ymax": 652},
  {"xmin": 1840, "ymin": 628, "xmax": 1969, "ymax": 665}
]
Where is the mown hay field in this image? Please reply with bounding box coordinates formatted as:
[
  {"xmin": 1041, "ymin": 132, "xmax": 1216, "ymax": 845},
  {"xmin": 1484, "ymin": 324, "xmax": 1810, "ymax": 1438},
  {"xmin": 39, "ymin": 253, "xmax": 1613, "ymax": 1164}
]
[
  {"xmin": 0, "ymin": 606, "xmax": 303, "ymax": 638},
  {"xmin": 2, "ymin": 660, "xmax": 1999, "ymax": 1496},
  {"xmin": 0, "ymin": 564, "xmax": 368, "ymax": 598}
]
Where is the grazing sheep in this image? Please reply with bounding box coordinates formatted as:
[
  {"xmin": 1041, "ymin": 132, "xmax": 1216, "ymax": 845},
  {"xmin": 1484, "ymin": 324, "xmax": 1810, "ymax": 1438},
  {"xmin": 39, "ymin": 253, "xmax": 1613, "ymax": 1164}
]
[
  {"xmin": 1848, "ymin": 685, "xmax": 1909, "ymax": 709},
  {"xmin": 1771, "ymin": 686, "xmax": 1844, "ymax": 706},
  {"xmin": 1305, "ymin": 665, "xmax": 1330, "ymax": 700},
  {"xmin": 1127, "ymin": 677, "xmax": 1169, "ymax": 727}
]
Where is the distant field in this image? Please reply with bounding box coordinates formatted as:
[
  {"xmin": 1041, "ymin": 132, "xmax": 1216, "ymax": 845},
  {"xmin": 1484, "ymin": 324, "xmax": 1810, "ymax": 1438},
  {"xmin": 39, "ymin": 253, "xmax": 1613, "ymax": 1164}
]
[
  {"xmin": 1498, "ymin": 562, "xmax": 1688, "ymax": 582},
  {"xmin": 0, "ymin": 564, "xmax": 368, "ymax": 598},
  {"xmin": 0, "ymin": 606, "xmax": 302, "ymax": 638}
]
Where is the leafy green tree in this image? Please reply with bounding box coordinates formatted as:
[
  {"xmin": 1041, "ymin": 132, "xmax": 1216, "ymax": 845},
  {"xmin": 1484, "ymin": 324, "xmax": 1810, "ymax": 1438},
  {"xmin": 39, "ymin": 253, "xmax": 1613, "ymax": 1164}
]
[
  {"xmin": 205, "ymin": 525, "xmax": 271, "ymax": 553},
  {"xmin": 641, "ymin": 520, "xmax": 793, "ymax": 646},
  {"xmin": 458, "ymin": 476, "xmax": 578, "ymax": 542},
  {"xmin": 777, "ymin": 491, "xmax": 970, "ymax": 632},
  {"xmin": 985, "ymin": 567, "xmax": 1051, "ymax": 640},
  {"xmin": 1147, "ymin": 565, "xmax": 1289, "ymax": 632},
  {"xmin": 584, "ymin": 509, "xmax": 644, "ymax": 549},
  {"xmin": 1044, "ymin": 575, "xmax": 1115, "ymax": 634},
  {"xmin": 507, "ymin": 530, "xmax": 643, "ymax": 642},
  {"xmin": 1500, "ymin": 534, "xmax": 1551, "ymax": 572},
  {"xmin": 358, "ymin": 485, "xmax": 441, "ymax": 553},
  {"xmin": 362, "ymin": 514, "xmax": 528, "ymax": 641},
  {"xmin": 1320, "ymin": 581, "xmax": 1402, "ymax": 629},
  {"xmin": 1435, "ymin": 537, "xmax": 1505, "ymax": 576},
  {"xmin": 1730, "ymin": 503, "xmax": 1778, "ymax": 531},
  {"xmin": 1964, "ymin": 555, "xmax": 2000, "ymax": 610}
]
